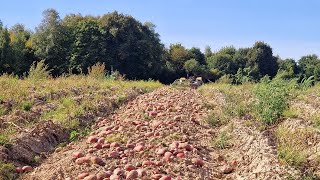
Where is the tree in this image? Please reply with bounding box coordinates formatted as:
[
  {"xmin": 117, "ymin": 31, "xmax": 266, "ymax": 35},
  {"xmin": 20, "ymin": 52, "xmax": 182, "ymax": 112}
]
[
  {"xmin": 0, "ymin": 28, "xmax": 13, "ymax": 74},
  {"xmin": 188, "ymin": 47, "xmax": 206, "ymax": 65},
  {"xmin": 33, "ymin": 9, "xmax": 69, "ymax": 75},
  {"xmin": 298, "ymin": 54, "xmax": 320, "ymax": 79},
  {"xmin": 184, "ymin": 59, "xmax": 203, "ymax": 76},
  {"xmin": 204, "ymin": 46, "xmax": 213, "ymax": 57},
  {"xmin": 247, "ymin": 41, "xmax": 278, "ymax": 79}
]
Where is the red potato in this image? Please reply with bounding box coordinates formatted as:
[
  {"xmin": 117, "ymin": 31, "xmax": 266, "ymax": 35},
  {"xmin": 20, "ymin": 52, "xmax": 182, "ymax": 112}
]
[
  {"xmin": 159, "ymin": 175, "xmax": 172, "ymax": 180},
  {"xmin": 176, "ymin": 152, "xmax": 185, "ymax": 158},
  {"xmin": 192, "ymin": 158, "xmax": 204, "ymax": 167},
  {"xmin": 109, "ymin": 151, "xmax": 120, "ymax": 158},
  {"xmin": 97, "ymin": 171, "xmax": 111, "ymax": 180},
  {"xmin": 102, "ymin": 143, "xmax": 110, "ymax": 149},
  {"xmin": 125, "ymin": 164, "xmax": 135, "ymax": 171},
  {"xmin": 87, "ymin": 136, "xmax": 98, "ymax": 143},
  {"xmin": 156, "ymin": 148, "xmax": 167, "ymax": 156},
  {"xmin": 152, "ymin": 174, "xmax": 163, "ymax": 180},
  {"xmin": 16, "ymin": 167, "xmax": 23, "ymax": 173},
  {"xmin": 78, "ymin": 172, "xmax": 89, "ymax": 179},
  {"xmin": 110, "ymin": 174, "xmax": 120, "ymax": 180},
  {"xmin": 22, "ymin": 166, "xmax": 33, "ymax": 172},
  {"xmin": 83, "ymin": 175, "xmax": 97, "ymax": 180},
  {"xmin": 134, "ymin": 145, "xmax": 144, "ymax": 152},
  {"xmin": 137, "ymin": 169, "xmax": 147, "ymax": 177},
  {"xmin": 90, "ymin": 156, "xmax": 106, "ymax": 166},
  {"xmin": 142, "ymin": 160, "xmax": 153, "ymax": 167},
  {"xmin": 126, "ymin": 170, "xmax": 138, "ymax": 179},
  {"xmin": 145, "ymin": 132, "xmax": 154, "ymax": 137},
  {"xmin": 97, "ymin": 138, "xmax": 105, "ymax": 144},
  {"xmin": 72, "ymin": 151, "xmax": 84, "ymax": 159},
  {"xmin": 75, "ymin": 157, "xmax": 90, "ymax": 165},
  {"xmin": 113, "ymin": 168, "xmax": 124, "ymax": 175},
  {"xmin": 94, "ymin": 143, "xmax": 103, "ymax": 149},
  {"xmin": 110, "ymin": 142, "xmax": 120, "ymax": 148}
]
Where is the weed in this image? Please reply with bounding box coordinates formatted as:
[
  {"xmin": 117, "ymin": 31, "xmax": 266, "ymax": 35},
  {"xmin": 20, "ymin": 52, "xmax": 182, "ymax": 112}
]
[
  {"xmin": 213, "ymin": 131, "xmax": 231, "ymax": 149},
  {"xmin": 0, "ymin": 135, "xmax": 11, "ymax": 148},
  {"xmin": 282, "ymin": 107, "xmax": 299, "ymax": 118},
  {"xmin": 205, "ymin": 112, "xmax": 221, "ymax": 127},
  {"xmin": 276, "ymin": 125, "xmax": 312, "ymax": 167},
  {"xmin": 21, "ymin": 101, "xmax": 33, "ymax": 111},
  {"xmin": 28, "ymin": 60, "xmax": 51, "ymax": 81},
  {"xmin": 105, "ymin": 133, "xmax": 128, "ymax": 143},
  {"xmin": 254, "ymin": 78, "xmax": 293, "ymax": 125},
  {"xmin": 0, "ymin": 161, "xmax": 16, "ymax": 180},
  {"xmin": 88, "ymin": 62, "xmax": 106, "ymax": 79}
]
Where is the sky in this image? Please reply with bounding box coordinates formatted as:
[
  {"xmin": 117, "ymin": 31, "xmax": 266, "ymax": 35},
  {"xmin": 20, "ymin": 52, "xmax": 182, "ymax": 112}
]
[{"xmin": 0, "ymin": 0, "xmax": 319, "ymax": 59}]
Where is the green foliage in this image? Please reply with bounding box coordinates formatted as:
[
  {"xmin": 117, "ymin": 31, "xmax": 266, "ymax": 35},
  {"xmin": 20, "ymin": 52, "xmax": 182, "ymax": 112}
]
[
  {"xmin": 21, "ymin": 101, "xmax": 33, "ymax": 111},
  {"xmin": 300, "ymin": 76, "xmax": 315, "ymax": 90},
  {"xmin": 254, "ymin": 78, "xmax": 293, "ymax": 124},
  {"xmin": 28, "ymin": 60, "xmax": 51, "ymax": 81},
  {"xmin": 0, "ymin": 135, "xmax": 10, "ymax": 147},
  {"xmin": 87, "ymin": 62, "xmax": 106, "ymax": 79},
  {"xmin": 213, "ymin": 131, "xmax": 231, "ymax": 149},
  {"xmin": 0, "ymin": 161, "xmax": 16, "ymax": 180},
  {"xmin": 276, "ymin": 126, "xmax": 311, "ymax": 167}
]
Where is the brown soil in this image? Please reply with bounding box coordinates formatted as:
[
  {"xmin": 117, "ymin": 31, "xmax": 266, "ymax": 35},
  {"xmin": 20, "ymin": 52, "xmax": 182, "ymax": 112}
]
[{"xmin": 19, "ymin": 87, "xmax": 298, "ymax": 180}]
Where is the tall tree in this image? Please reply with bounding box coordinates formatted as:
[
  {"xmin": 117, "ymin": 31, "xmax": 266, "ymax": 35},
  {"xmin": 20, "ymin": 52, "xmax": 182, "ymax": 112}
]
[
  {"xmin": 247, "ymin": 41, "xmax": 278, "ymax": 79},
  {"xmin": 33, "ymin": 9, "xmax": 69, "ymax": 75}
]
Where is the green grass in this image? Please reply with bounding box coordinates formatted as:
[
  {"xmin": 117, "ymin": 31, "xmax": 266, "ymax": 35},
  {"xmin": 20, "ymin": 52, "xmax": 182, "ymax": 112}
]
[
  {"xmin": 0, "ymin": 161, "xmax": 16, "ymax": 180},
  {"xmin": 276, "ymin": 125, "xmax": 312, "ymax": 167},
  {"xmin": 213, "ymin": 130, "xmax": 231, "ymax": 149}
]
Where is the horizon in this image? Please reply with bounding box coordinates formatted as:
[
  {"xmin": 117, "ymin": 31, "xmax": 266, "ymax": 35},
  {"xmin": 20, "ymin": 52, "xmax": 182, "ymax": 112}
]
[{"xmin": 1, "ymin": 0, "xmax": 320, "ymax": 60}]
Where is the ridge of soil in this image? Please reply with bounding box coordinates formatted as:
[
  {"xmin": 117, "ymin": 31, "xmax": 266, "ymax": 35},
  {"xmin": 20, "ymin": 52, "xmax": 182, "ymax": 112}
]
[{"xmin": 20, "ymin": 87, "xmax": 299, "ymax": 180}]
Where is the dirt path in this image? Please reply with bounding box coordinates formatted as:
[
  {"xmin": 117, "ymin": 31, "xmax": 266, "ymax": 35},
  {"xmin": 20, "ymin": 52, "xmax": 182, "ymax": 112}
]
[{"xmin": 20, "ymin": 87, "xmax": 297, "ymax": 180}]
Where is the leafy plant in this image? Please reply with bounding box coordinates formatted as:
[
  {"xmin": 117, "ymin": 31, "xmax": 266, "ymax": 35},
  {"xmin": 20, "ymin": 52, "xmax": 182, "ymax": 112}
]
[
  {"xmin": 88, "ymin": 62, "xmax": 106, "ymax": 79},
  {"xmin": 213, "ymin": 131, "xmax": 231, "ymax": 149},
  {"xmin": 21, "ymin": 101, "xmax": 33, "ymax": 111},
  {"xmin": 28, "ymin": 60, "xmax": 51, "ymax": 81},
  {"xmin": 300, "ymin": 76, "xmax": 315, "ymax": 90},
  {"xmin": 0, "ymin": 161, "xmax": 16, "ymax": 180},
  {"xmin": 253, "ymin": 78, "xmax": 293, "ymax": 125}
]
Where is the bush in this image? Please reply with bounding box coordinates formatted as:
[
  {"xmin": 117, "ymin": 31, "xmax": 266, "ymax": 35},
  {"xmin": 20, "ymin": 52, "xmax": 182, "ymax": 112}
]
[
  {"xmin": 28, "ymin": 60, "xmax": 51, "ymax": 81},
  {"xmin": 88, "ymin": 62, "xmax": 106, "ymax": 79},
  {"xmin": 0, "ymin": 161, "xmax": 16, "ymax": 180},
  {"xmin": 254, "ymin": 78, "xmax": 294, "ymax": 124}
]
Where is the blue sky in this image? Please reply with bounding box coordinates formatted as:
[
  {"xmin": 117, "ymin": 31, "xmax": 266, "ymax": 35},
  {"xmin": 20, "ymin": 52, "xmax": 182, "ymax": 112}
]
[{"xmin": 0, "ymin": 0, "xmax": 319, "ymax": 59}]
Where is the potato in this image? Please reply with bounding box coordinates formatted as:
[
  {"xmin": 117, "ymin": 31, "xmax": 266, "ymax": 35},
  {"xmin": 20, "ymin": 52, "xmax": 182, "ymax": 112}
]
[
  {"xmin": 72, "ymin": 151, "xmax": 84, "ymax": 159},
  {"xmin": 159, "ymin": 175, "xmax": 171, "ymax": 180},
  {"xmin": 87, "ymin": 136, "xmax": 98, "ymax": 143},
  {"xmin": 126, "ymin": 170, "xmax": 138, "ymax": 179},
  {"xmin": 125, "ymin": 164, "xmax": 135, "ymax": 171},
  {"xmin": 192, "ymin": 158, "xmax": 204, "ymax": 167},
  {"xmin": 75, "ymin": 157, "xmax": 90, "ymax": 165},
  {"xmin": 22, "ymin": 166, "xmax": 33, "ymax": 172},
  {"xmin": 90, "ymin": 156, "xmax": 105, "ymax": 166},
  {"xmin": 83, "ymin": 175, "xmax": 97, "ymax": 180},
  {"xmin": 78, "ymin": 172, "xmax": 89, "ymax": 179},
  {"xmin": 134, "ymin": 145, "xmax": 144, "ymax": 152}
]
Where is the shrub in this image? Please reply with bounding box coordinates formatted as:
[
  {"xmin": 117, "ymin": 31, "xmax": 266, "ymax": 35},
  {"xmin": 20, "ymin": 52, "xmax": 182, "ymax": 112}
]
[
  {"xmin": 254, "ymin": 78, "xmax": 294, "ymax": 125},
  {"xmin": 276, "ymin": 126, "xmax": 312, "ymax": 167},
  {"xmin": 88, "ymin": 62, "xmax": 106, "ymax": 79},
  {"xmin": 28, "ymin": 60, "xmax": 51, "ymax": 81},
  {"xmin": 21, "ymin": 101, "xmax": 33, "ymax": 111},
  {"xmin": 0, "ymin": 161, "xmax": 16, "ymax": 180}
]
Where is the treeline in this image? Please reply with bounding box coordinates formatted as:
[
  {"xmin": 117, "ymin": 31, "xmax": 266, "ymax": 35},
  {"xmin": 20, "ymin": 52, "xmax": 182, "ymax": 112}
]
[{"xmin": 0, "ymin": 9, "xmax": 319, "ymax": 83}]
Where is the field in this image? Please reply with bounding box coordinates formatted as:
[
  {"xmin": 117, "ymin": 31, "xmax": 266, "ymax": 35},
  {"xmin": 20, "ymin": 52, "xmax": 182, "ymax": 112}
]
[{"xmin": 1, "ymin": 70, "xmax": 320, "ymax": 179}]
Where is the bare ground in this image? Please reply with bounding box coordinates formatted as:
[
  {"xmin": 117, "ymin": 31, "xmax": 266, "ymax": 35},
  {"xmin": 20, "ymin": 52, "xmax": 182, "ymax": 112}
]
[{"xmin": 17, "ymin": 87, "xmax": 301, "ymax": 180}]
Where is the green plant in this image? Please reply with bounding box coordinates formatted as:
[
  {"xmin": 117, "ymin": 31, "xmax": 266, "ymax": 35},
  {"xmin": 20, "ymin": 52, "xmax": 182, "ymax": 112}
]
[
  {"xmin": 282, "ymin": 107, "xmax": 299, "ymax": 118},
  {"xmin": 300, "ymin": 76, "xmax": 315, "ymax": 90},
  {"xmin": 0, "ymin": 161, "xmax": 16, "ymax": 180},
  {"xmin": 88, "ymin": 62, "xmax": 106, "ymax": 79},
  {"xmin": 276, "ymin": 126, "xmax": 311, "ymax": 167},
  {"xmin": 206, "ymin": 113, "xmax": 221, "ymax": 127},
  {"xmin": 0, "ymin": 135, "xmax": 11, "ymax": 148},
  {"xmin": 254, "ymin": 78, "xmax": 293, "ymax": 125},
  {"xmin": 21, "ymin": 101, "xmax": 33, "ymax": 111},
  {"xmin": 28, "ymin": 60, "xmax": 51, "ymax": 81},
  {"xmin": 213, "ymin": 131, "xmax": 231, "ymax": 149}
]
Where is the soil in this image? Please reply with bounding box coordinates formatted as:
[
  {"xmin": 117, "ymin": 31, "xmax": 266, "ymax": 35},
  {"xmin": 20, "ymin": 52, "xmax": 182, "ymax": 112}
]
[{"xmin": 19, "ymin": 87, "xmax": 299, "ymax": 180}]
